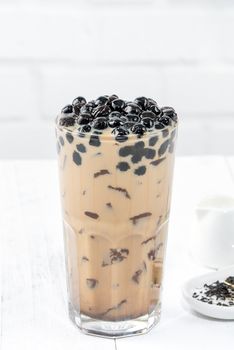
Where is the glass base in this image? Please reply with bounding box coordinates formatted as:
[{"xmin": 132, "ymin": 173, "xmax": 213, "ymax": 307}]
[{"xmin": 69, "ymin": 303, "xmax": 161, "ymax": 338}]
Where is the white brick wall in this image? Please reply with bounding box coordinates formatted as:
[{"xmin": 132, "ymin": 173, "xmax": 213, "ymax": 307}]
[{"xmin": 1, "ymin": 0, "xmax": 234, "ymax": 158}]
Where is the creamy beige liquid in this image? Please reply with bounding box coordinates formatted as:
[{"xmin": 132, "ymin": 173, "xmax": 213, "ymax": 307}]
[{"xmin": 56, "ymin": 125, "xmax": 176, "ymax": 321}]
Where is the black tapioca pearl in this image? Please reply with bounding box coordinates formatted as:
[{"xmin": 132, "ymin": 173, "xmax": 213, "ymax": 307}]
[
  {"xmin": 72, "ymin": 96, "xmax": 86, "ymax": 107},
  {"xmin": 106, "ymin": 202, "xmax": 112, "ymax": 208},
  {"xmin": 78, "ymin": 124, "xmax": 91, "ymax": 134},
  {"xmin": 158, "ymin": 139, "xmax": 170, "ymax": 156},
  {"xmin": 169, "ymin": 142, "xmax": 175, "ymax": 153},
  {"xmin": 84, "ymin": 211, "xmax": 99, "ymax": 219},
  {"xmin": 95, "ymin": 96, "xmax": 109, "ymax": 106},
  {"xmin": 158, "ymin": 116, "xmax": 172, "ymax": 126},
  {"xmin": 141, "ymin": 111, "xmax": 156, "ymax": 119},
  {"xmin": 144, "ymin": 148, "xmax": 156, "ymax": 159},
  {"xmin": 59, "ymin": 116, "xmax": 76, "ymax": 127},
  {"xmin": 77, "ymin": 113, "xmax": 92, "ymax": 125},
  {"xmin": 124, "ymin": 102, "xmax": 142, "ymax": 115},
  {"xmin": 148, "ymin": 98, "xmax": 158, "ymax": 106},
  {"xmin": 111, "ymin": 98, "xmax": 126, "ymax": 112},
  {"xmin": 162, "ymin": 129, "xmax": 169, "ymax": 138},
  {"xmin": 80, "ymin": 102, "xmax": 94, "ymax": 114},
  {"xmin": 125, "ymin": 113, "xmax": 140, "ymax": 123},
  {"xmin": 135, "ymin": 141, "xmax": 145, "ymax": 149},
  {"xmin": 108, "ymin": 117, "xmax": 122, "ymax": 128},
  {"xmin": 89, "ymin": 135, "xmax": 101, "ymax": 147},
  {"xmin": 73, "ymin": 151, "xmax": 82, "ymax": 166},
  {"xmin": 170, "ymin": 129, "xmax": 177, "ymax": 140},
  {"xmin": 116, "ymin": 162, "xmax": 130, "ymax": 172},
  {"xmin": 94, "ymin": 169, "xmax": 110, "ymax": 178},
  {"xmin": 93, "ymin": 105, "xmax": 111, "ymax": 118},
  {"xmin": 86, "ymin": 278, "xmax": 98, "ymax": 289},
  {"xmin": 93, "ymin": 117, "xmax": 108, "ymax": 130},
  {"xmin": 90, "ymin": 235, "xmax": 95, "ymax": 239},
  {"xmin": 149, "ymin": 104, "xmax": 161, "ymax": 115},
  {"xmin": 149, "ymin": 136, "xmax": 158, "ymax": 147},
  {"xmin": 56, "ymin": 142, "xmax": 61, "ymax": 154},
  {"xmin": 155, "ymin": 122, "xmax": 165, "ymax": 130},
  {"xmin": 76, "ymin": 144, "xmax": 86, "ymax": 153},
  {"xmin": 131, "ymin": 153, "xmax": 143, "ymax": 164},
  {"xmin": 59, "ymin": 136, "xmax": 64, "ymax": 146},
  {"xmin": 150, "ymin": 157, "xmax": 166, "ymax": 166},
  {"xmin": 131, "ymin": 123, "xmax": 147, "ymax": 136},
  {"xmin": 134, "ymin": 96, "xmax": 149, "ymax": 110},
  {"xmin": 119, "ymin": 146, "xmax": 133, "ymax": 157},
  {"xmin": 134, "ymin": 165, "xmax": 146, "ymax": 176},
  {"xmin": 66, "ymin": 132, "xmax": 74, "ymax": 143},
  {"xmin": 61, "ymin": 104, "xmax": 73, "ymax": 114},
  {"xmin": 123, "ymin": 121, "xmax": 135, "ymax": 130},
  {"xmin": 109, "ymin": 111, "xmax": 121, "ymax": 119},
  {"xmin": 130, "ymin": 212, "xmax": 152, "ymax": 225},
  {"xmin": 141, "ymin": 117, "xmax": 154, "ymax": 128},
  {"xmin": 112, "ymin": 126, "xmax": 129, "ymax": 143}
]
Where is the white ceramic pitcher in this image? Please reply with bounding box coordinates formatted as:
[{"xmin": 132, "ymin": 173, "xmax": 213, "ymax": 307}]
[{"xmin": 190, "ymin": 195, "xmax": 234, "ymax": 269}]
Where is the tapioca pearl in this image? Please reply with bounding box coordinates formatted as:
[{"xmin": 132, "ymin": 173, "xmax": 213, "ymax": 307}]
[
  {"xmin": 76, "ymin": 144, "xmax": 86, "ymax": 153},
  {"xmin": 80, "ymin": 102, "xmax": 94, "ymax": 114},
  {"xmin": 122, "ymin": 121, "xmax": 135, "ymax": 130},
  {"xmin": 158, "ymin": 139, "xmax": 170, "ymax": 157},
  {"xmin": 162, "ymin": 129, "xmax": 169, "ymax": 138},
  {"xmin": 155, "ymin": 122, "xmax": 165, "ymax": 130},
  {"xmin": 89, "ymin": 135, "xmax": 101, "ymax": 147},
  {"xmin": 134, "ymin": 96, "xmax": 149, "ymax": 110},
  {"xmin": 109, "ymin": 111, "xmax": 121, "ymax": 119},
  {"xmin": 112, "ymin": 126, "xmax": 129, "ymax": 143},
  {"xmin": 95, "ymin": 96, "xmax": 109, "ymax": 106},
  {"xmin": 131, "ymin": 123, "xmax": 147, "ymax": 136},
  {"xmin": 116, "ymin": 162, "xmax": 130, "ymax": 171},
  {"xmin": 72, "ymin": 96, "xmax": 86, "ymax": 107},
  {"xmin": 108, "ymin": 117, "xmax": 122, "ymax": 128},
  {"xmin": 131, "ymin": 153, "xmax": 143, "ymax": 164},
  {"xmin": 92, "ymin": 117, "xmax": 108, "ymax": 130},
  {"xmin": 158, "ymin": 116, "xmax": 172, "ymax": 126},
  {"xmin": 119, "ymin": 145, "xmax": 134, "ymax": 157},
  {"xmin": 61, "ymin": 104, "xmax": 73, "ymax": 114},
  {"xmin": 134, "ymin": 141, "xmax": 145, "ymax": 149},
  {"xmin": 124, "ymin": 102, "xmax": 142, "ymax": 115},
  {"xmin": 56, "ymin": 142, "xmax": 61, "ymax": 154},
  {"xmin": 169, "ymin": 141, "xmax": 174, "ymax": 153},
  {"xmin": 93, "ymin": 105, "xmax": 111, "ymax": 118},
  {"xmin": 59, "ymin": 136, "xmax": 64, "ymax": 146},
  {"xmin": 141, "ymin": 117, "xmax": 154, "ymax": 128},
  {"xmin": 66, "ymin": 132, "xmax": 74, "ymax": 144},
  {"xmin": 78, "ymin": 124, "xmax": 91, "ymax": 135},
  {"xmin": 77, "ymin": 113, "xmax": 93, "ymax": 125},
  {"xmin": 149, "ymin": 135, "xmax": 158, "ymax": 147},
  {"xmin": 141, "ymin": 111, "xmax": 156, "ymax": 119},
  {"xmin": 148, "ymin": 104, "xmax": 161, "ymax": 115},
  {"xmin": 144, "ymin": 148, "xmax": 156, "ymax": 159},
  {"xmin": 108, "ymin": 94, "xmax": 119, "ymax": 103},
  {"xmin": 125, "ymin": 113, "xmax": 140, "ymax": 123},
  {"xmin": 170, "ymin": 129, "xmax": 177, "ymax": 140},
  {"xmin": 59, "ymin": 115, "xmax": 76, "ymax": 127},
  {"xmin": 111, "ymin": 98, "xmax": 126, "ymax": 112},
  {"xmin": 148, "ymin": 98, "xmax": 158, "ymax": 106},
  {"xmin": 134, "ymin": 165, "xmax": 146, "ymax": 176},
  {"xmin": 73, "ymin": 151, "xmax": 82, "ymax": 166},
  {"xmin": 86, "ymin": 278, "xmax": 98, "ymax": 289}
]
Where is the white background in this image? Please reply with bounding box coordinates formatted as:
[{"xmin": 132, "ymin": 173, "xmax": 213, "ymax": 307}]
[{"xmin": 1, "ymin": 0, "xmax": 234, "ymax": 158}]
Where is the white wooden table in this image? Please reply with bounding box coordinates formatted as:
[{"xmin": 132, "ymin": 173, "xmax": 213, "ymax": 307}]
[{"xmin": 0, "ymin": 157, "xmax": 234, "ymax": 350}]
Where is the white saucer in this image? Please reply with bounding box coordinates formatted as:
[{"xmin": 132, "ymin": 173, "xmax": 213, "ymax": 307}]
[{"xmin": 183, "ymin": 265, "xmax": 234, "ymax": 320}]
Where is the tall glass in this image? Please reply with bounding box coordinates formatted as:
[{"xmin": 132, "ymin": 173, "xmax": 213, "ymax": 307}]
[{"xmin": 56, "ymin": 123, "xmax": 177, "ymax": 338}]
